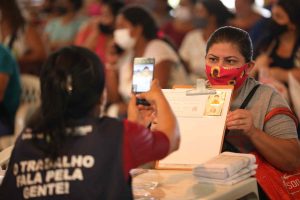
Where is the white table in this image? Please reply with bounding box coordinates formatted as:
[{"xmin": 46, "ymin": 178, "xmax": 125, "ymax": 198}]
[{"xmin": 132, "ymin": 170, "xmax": 259, "ymax": 200}]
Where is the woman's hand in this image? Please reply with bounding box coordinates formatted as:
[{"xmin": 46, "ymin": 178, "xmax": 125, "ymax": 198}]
[
  {"xmin": 127, "ymin": 95, "xmax": 156, "ymax": 127},
  {"xmin": 127, "ymin": 80, "xmax": 161, "ymax": 127},
  {"xmin": 226, "ymin": 109, "xmax": 256, "ymax": 137}
]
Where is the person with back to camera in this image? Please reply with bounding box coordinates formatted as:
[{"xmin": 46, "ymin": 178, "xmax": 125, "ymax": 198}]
[
  {"xmin": 0, "ymin": 46, "xmax": 180, "ymax": 200},
  {"xmin": 205, "ymin": 26, "xmax": 300, "ymax": 198}
]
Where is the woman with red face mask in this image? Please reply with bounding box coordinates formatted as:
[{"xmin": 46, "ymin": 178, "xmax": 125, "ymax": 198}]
[
  {"xmin": 205, "ymin": 26, "xmax": 300, "ymax": 171},
  {"xmin": 205, "ymin": 26, "xmax": 300, "ymax": 198}
]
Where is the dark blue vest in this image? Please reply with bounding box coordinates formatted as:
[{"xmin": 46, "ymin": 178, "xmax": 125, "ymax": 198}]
[{"xmin": 0, "ymin": 117, "xmax": 133, "ymax": 200}]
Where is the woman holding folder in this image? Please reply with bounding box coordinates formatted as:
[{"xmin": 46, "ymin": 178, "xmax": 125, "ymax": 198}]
[{"xmin": 205, "ymin": 26, "xmax": 300, "ymax": 198}]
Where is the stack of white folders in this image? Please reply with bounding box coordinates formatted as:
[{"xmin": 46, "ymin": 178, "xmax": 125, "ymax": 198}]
[{"xmin": 193, "ymin": 152, "xmax": 257, "ymax": 185}]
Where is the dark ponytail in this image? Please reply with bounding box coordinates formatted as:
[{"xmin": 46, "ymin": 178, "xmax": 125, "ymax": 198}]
[{"xmin": 31, "ymin": 46, "xmax": 105, "ymax": 158}]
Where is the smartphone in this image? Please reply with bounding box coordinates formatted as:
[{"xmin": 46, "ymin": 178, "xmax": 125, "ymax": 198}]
[{"xmin": 132, "ymin": 57, "xmax": 155, "ymax": 106}]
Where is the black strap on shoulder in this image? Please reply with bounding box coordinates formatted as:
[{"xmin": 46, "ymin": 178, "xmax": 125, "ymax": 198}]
[
  {"xmin": 239, "ymin": 84, "xmax": 260, "ymax": 109},
  {"xmin": 222, "ymin": 84, "xmax": 260, "ymax": 153}
]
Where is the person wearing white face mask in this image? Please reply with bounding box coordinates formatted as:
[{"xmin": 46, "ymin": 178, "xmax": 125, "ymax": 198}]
[
  {"xmin": 113, "ymin": 28, "xmax": 136, "ymax": 51},
  {"xmin": 160, "ymin": 0, "xmax": 196, "ymax": 50},
  {"xmin": 106, "ymin": 5, "xmax": 190, "ymax": 118},
  {"xmin": 179, "ymin": 0, "xmax": 234, "ymax": 82}
]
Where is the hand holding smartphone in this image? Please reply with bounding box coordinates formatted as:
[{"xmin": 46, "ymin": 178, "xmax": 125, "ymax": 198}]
[{"xmin": 132, "ymin": 57, "xmax": 155, "ymax": 106}]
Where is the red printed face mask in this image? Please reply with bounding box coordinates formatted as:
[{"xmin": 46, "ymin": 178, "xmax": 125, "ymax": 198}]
[{"xmin": 205, "ymin": 64, "xmax": 249, "ymax": 90}]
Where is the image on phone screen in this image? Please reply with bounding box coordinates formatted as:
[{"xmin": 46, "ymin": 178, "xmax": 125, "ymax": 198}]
[{"xmin": 132, "ymin": 58, "xmax": 154, "ymax": 93}]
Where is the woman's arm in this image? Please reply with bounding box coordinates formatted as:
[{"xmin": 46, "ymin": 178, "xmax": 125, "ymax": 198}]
[
  {"xmin": 268, "ymin": 67, "xmax": 300, "ymax": 83},
  {"xmin": 226, "ymin": 109, "xmax": 300, "ymax": 172},
  {"xmin": 19, "ymin": 25, "xmax": 47, "ymax": 65},
  {"xmin": 249, "ymin": 129, "xmax": 300, "ymax": 172},
  {"xmin": 291, "ymin": 68, "xmax": 300, "ymax": 82},
  {"xmin": 127, "ymin": 80, "xmax": 180, "ymax": 153}
]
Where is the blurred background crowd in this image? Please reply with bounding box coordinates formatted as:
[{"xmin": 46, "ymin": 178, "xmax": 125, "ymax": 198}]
[{"xmin": 1, "ymin": 0, "xmax": 300, "ymax": 148}]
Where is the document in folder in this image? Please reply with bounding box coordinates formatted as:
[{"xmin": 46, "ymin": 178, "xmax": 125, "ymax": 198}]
[{"xmin": 156, "ymin": 87, "xmax": 233, "ymax": 170}]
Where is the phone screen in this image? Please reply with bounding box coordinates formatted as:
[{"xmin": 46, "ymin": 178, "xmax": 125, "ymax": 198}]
[{"xmin": 132, "ymin": 58, "xmax": 155, "ymax": 93}]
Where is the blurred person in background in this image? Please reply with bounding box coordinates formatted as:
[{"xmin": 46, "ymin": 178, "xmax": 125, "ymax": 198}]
[
  {"xmin": 264, "ymin": 0, "xmax": 278, "ymax": 10},
  {"xmin": 44, "ymin": 0, "xmax": 86, "ymax": 52},
  {"xmin": 125, "ymin": 0, "xmax": 173, "ymax": 29},
  {"xmin": 74, "ymin": 0, "xmax": 124, "ymax": 63},
  {"xmin": 0, "ymin": 45, "xmax": 21, "ymax": 141},
  {"xmin": 229, "ymin": 0, "xmax": 264, "ymax": 34},
  {"xmin": 160, "ymin": 0, "xmax": 196, "ymax": 50},
  {"xmin": 179, "ymin": 0, "xmax": 233, "ymax": 82},
  {"xmin": 83, "ymin": 0, "xmax": 102, "ymax": 17},
  {"xmin": 106, "ymin": 5, "xmax": 190, "ymax": 118},
  {"xmin": 254, "ymin": 0, "xmax": 300, "ymax": 84},
  {"xmin": 152, "ymin": 0, "xmax": 173, "ymax": 28},
  {"xmin": 252, "ymin": 0, "xmax": 300, "ymax": 116},
  {"xmin": 0, "ymin": 46, "xmax": 180, "ymax": 199},
  {"xmin": 247, "ymin": 1, "xmax": 278, "ymax": 47},
  {"xmin": 0, "ymin": 0, "xmax": 47, "ymax": 76},
  {"xmin": 37, "ymin": 0, "xmax": 62, "ymax": 30}
]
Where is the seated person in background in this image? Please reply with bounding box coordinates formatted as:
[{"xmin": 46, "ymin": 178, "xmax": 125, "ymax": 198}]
[
  {"xmin": 160, "ymin": 0, "xmax": 196, "ymax": 50},
  {"xmin": 106, "ymin": 5, "xmax": 190, "ymax": 118},
  {"xmin": 0, "ymin": 0, "xmax": 47, "ymax": 76},
  {"xmin": 253, "ymin": 0, "xmax": 300, "ymax": 85},
  {"xmin": 0, "ymin": 46, "xmax": 180, "ymax": 200},
  {"xmin": 151, "ymin": 0, "xmax": 173, "ymax": 28},
  {"xmin": 205, "ymin": 26, "xmax": 300, "ymax": 173},
  {"xmin": 74, "ymin": 1, "xmax": 124, "ymax": 63},
  {"xmin": 0, "ymin": 45, "xmax": 21, "ymax": 138},
  {"xmin": 179, "ymin": 0, "xmax": 233, "ymax": 81},
  {"xmin": 228, "ymin": 0, "xmax": 263, "ymax": 34},
  {"xmin": 44, "ymin": 0, "xmax": 86, "ymax": 53}
]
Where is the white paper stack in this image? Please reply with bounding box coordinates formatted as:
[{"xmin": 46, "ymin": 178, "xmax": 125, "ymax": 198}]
[{"xmin": 193, "ymin": 152, "xmax": 257, "ymax": 185}]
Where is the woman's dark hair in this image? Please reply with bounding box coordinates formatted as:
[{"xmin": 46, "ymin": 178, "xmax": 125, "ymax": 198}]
[
  {"xmin": 0, "ymin": 0, "xmax": 25, "ymax": 32},
  {"xmin": 34, "ymin": 46, "xmax": 105, "ymax": 157},
  {"xmin": 197, "ymin": 0, "xmax": 234, "ymax": 27},
  {"xmin": 103, "ymin": 0, "xmax": 124, "ymax": 17},
  {"xmin": 206, "ymin": 26, "xmax": 253, "ymax": 62},
  {"xmin": 119, "ymin": 5, "xmax": 158, "ymax": 40},
  {"xmin": 254, "ymin": 0, "xmax": 300, "ymax": 57},
  {"xmin": 276, "ymin": 0, "xmax": 300, "ymax": 32}
]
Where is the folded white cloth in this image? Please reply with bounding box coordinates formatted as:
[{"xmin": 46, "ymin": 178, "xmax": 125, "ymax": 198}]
[
  {"xmin": 197, "ymin": 170, "xmax": 256, "ymax": 185},
  {"xmin": 193, "ymin": 152, "xmax": 256, "ymax": 180}
]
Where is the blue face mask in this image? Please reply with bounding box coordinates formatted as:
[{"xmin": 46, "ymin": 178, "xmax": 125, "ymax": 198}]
[{"xmin": 193, "ymin": 16, "xmax": 208, "ymax": 29}]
